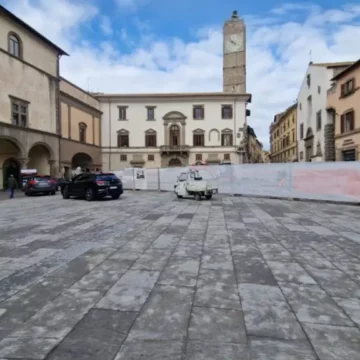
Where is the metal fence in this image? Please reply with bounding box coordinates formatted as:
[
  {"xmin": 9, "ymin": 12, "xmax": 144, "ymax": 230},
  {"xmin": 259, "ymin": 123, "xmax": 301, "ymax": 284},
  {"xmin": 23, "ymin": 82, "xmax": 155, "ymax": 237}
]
[{"xmin": 113, "ymin": 162, "xmax": 360, "ymax": 203}]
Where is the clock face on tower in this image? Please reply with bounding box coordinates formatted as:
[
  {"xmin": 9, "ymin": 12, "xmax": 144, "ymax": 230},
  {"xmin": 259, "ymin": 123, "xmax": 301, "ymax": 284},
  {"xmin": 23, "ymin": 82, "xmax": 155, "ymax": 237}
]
[{"xmin": 224, "ymin": 34, "xmax": 244, "ymax": 53}]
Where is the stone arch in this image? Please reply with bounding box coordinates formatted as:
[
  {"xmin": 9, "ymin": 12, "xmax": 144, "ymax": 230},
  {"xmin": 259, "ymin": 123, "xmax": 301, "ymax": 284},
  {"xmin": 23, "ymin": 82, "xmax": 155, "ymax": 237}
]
[
  {"xmin": 306, "ymin": 127, "xmax": 314, "ymax": 139},
  {"xmin": 72, "ymin": 153, "xmax": 93, "ymax": 171},
  {"xmin": 209, "ymin": 129, "xmax": 220, "ymax": 142},
  {"xmin": 163, "ymin": 111, "xmax": 187, "ymax": 120},
  {"xmin": 168, "ymin": 158, "xmax": 182, "ymax": 167},
  {"xmin": 0, "ymin": 136, "xmax": 25, "ymax": 189},
  {"xmin": 28, "ymin": 142, "xmax": 55, "ymax": 176},
  {"xmin": 0, "ymin": 135, "xmax": 26, "ymax": 158}
]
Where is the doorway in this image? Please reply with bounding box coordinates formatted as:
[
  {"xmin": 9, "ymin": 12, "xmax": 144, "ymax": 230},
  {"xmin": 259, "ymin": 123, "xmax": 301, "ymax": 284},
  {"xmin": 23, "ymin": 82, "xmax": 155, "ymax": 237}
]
[
  {"xmin": 342, "ymin": 149, "xmax": 356, "ymax": 161},
  {"xmin": 2, "ymin": 158, "xmax": 20, "ymax": 189}
]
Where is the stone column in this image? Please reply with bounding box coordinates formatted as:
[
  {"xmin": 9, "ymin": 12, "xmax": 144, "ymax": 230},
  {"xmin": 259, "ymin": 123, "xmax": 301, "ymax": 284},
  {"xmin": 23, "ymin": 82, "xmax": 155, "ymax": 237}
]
[
  {"xmin": 48, "ymin": 160, "xmax": 56, "ymax": 177},
  {"xmin": 181, "ymin": 122, "xmax": 185, "ymax": 146},
  {"xmin": 18, "ymin": 158, "xmax": 30, "ymax": 169},
  {"xmin": 164, "ymin": 123, "xmax": 168, "ymax": 145}
]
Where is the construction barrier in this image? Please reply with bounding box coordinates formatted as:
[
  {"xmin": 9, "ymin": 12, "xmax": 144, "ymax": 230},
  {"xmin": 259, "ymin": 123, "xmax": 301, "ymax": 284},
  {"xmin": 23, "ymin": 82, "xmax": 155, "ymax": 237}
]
[{"xmin": 113, "ymin": 162, "xmax": 360, "ymax": 203}]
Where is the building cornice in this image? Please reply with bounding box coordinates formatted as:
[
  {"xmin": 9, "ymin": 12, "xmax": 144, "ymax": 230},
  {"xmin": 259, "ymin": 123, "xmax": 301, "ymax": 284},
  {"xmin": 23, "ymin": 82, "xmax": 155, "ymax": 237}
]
[
  {"xmin": 93, "ymin": 92, "xmax": 252, "ymax": 103},
  {"xmin": 60, "ymin": 91, "xmax": 103, "ymax": 116}
]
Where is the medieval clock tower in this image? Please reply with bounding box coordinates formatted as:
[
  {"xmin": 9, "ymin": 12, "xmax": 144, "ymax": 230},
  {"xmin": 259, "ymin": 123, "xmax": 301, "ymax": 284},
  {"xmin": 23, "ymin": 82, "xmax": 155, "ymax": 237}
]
[{"xmin": 223, "ymin": 11, "xmax": 246, "ymax": 93}]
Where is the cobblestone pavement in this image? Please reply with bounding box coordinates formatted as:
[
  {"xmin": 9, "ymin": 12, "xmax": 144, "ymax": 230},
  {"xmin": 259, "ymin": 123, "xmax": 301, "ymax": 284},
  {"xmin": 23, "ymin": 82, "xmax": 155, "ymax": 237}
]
[{"xmin": 0, "ymin": 192, "xmax": 360, "ymax": 359}]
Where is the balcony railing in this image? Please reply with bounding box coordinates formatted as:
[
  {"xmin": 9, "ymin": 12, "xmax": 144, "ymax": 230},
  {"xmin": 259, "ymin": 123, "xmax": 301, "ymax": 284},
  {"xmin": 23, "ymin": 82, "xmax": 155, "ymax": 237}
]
[{"xmin": 160, "ymin": 145, "xmax": 191, "ymax": 152}]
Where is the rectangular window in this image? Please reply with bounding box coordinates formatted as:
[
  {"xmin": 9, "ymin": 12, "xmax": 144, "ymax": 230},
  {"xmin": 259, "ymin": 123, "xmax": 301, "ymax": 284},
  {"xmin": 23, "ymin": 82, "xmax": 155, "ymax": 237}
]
[
  {"xmin": 300, "ymin": 151, "xmax": 304, "ymax": 160},
  {"xmin": 316, "ymin": 110, "xmax": 322, "ymax": 131},
  {"xmin": 195, "ymin": 154, "xmax": 202, "ymax": 161},
  {"xmin": 221, "ymin": 134, "xmax": 233, "ymax": 146},
  {"xmin": 118, "ymin": 107, "xmax": 127, "ymax": 120},
  {"xmin": 120, "ymin": 154, "xmax": 127, "ymax": 161},
  {"xmin": 11, "ymin": 98, "xmax": 28, "ymax": 127},
  {"xmin": 148, "ymin": 154, "xmax": 155, "ymax": 161},
  {"xmin": 145, "ymin": 134, "xmax": 157, "ymax": 147},
  {"xmin": 224, "ymin": 153, "xmax": 230, "ymax": 160},
  {"xmin": 193, "ymin": 106, "xmax": 204, "ymax": 120},
  {"xmin": 221, "ymin": 105, "xmax": 233, "ymax": 119},
  {"xmin": 307, "ymin": 95, "xmax": 312, "ymax": 119},
  {"xmin": 147, "ymin": 107, "xmax": 155, "ymax": 120},
  {"xmin": 79, "ymin": 127, "xmax": 86, "ymax": 143},
  {"xmin": 193, "ymin": 134, "xmax": 204, "ymax": 146},
  {"xmin": 307, "ymin": 74, "xmax": 311, "ymax": 87},
  {"xmin": 341, "ymin": 111, "xmax": 355, "ymax": 133},
  {"xmin": 117, "ymin": 134, "xmax": 129, "ymax": 147},
  {"xmin": 341, "ymin": 78, "xmax": 355, "ymax": 97},
  {"xmin": 300, "ymin": 123, "xmax": 304, "ymax": 139},
  {"xmin": 292, "ymin": 130, "xmax": 295, "ymax": 142}
]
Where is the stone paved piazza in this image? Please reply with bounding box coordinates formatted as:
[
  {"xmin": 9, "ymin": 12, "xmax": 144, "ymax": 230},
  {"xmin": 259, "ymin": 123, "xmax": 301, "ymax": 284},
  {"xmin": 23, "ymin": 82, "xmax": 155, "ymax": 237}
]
[{"xmin": 0, "ymin": 192, "xmax": 360, "ymax": 359}]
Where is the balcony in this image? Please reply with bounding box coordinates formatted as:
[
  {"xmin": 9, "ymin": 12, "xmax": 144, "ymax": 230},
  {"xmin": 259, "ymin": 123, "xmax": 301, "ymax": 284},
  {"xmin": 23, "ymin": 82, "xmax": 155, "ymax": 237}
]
[{"xmin": 160, "ymin": 145, "xmax": 191, "ymax": 155}]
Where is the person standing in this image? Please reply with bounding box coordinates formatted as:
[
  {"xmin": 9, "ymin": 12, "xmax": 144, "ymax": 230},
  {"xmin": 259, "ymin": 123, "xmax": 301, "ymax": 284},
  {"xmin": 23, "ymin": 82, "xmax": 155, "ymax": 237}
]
[{"xmin": 7, "ymin": 174, "xmax": 18, "ymax": 199}]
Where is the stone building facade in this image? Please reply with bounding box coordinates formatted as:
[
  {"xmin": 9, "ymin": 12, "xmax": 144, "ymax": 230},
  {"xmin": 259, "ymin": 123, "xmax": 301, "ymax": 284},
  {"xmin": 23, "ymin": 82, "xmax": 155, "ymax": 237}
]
[
  {"xmin": 297, "ymin": 61, "xmax": 353, "ymax": 162},
  {"xmin": 327, "ymin": 59, "xmax": 360, "ymax": 161},
  {"xmin": 269, "ymin": 103, "xmax": 297, "ymax": 162},
  {"xmin": 59, "ymin": 78, "xmax": 102, "ymax": 178},
  {"xmin": 0, "ymin": 5, "xmax": 67, "ymax": 189},
  {"xmin": 98, "ymin": 93, "xmax": 251, "ymax": 171}
]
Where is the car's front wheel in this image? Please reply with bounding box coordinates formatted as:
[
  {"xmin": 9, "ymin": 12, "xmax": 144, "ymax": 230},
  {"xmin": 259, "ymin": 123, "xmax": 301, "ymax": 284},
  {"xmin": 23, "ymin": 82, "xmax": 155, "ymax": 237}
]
[
  {"xmin": 85, "ymin": 188, "xmax": 94, "ymax": 201},
  {"xmin": 111, "ymin": 194, "xmax": 120, "ymax": 200}
]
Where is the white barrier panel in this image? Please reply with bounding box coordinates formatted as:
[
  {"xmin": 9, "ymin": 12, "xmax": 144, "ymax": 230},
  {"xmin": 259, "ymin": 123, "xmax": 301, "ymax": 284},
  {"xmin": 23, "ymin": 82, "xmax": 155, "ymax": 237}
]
[
  {"xmin": 113, "ymin": 162, "xmax": 360, "ymax": 203},
  {"xmin": 145, "ymin": 168, "xmax": 159, "ymax": 190}
]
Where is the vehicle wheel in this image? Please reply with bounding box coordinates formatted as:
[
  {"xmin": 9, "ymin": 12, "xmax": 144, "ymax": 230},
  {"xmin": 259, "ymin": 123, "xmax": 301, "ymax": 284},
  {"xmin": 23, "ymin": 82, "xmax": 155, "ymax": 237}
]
[
  {"xmin": 205, "ymin": 194, "xmax": 212, "ymax": 200},
  {"xmin": 177, "ymin": 195, "xmax": 183, "ymax": 198},
  {"xmin": 51, "ymin": 191, "xmax": 55, "ymax": 195},
  {"xmin": 194, "ymin": 193, "xmax": 201, "ymax": 201},
  {"xmin": 62, "ymin": 187, "xmax": 70, "ymax": 199},
  {"xmin": 25, "ymin": 191, "xmax": 30, "ymax": 196},
  {"xmin": 111, "ymin": 194, "xmax": 120, "ymax": 200},
  {"xmin": 85, "ymin": 188, "xmax": 94, "ymax": 201}
]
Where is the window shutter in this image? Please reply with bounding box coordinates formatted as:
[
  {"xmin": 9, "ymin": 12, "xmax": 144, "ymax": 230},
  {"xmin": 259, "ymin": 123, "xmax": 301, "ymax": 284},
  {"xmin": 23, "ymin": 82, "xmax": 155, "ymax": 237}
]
[
  {"xmin": 341, "ymin": 84, "xmax": 345, "ymax": 97},
  {"xmin": 193, "ymin": 107, "xmax": 196, "ymax": 119},
  {"xmin": 229, "ymin": 106, "xmax": 233, "ymax": 118},
  {"xmin": 350, "ymin": 111, "xmax": 355, "ymax": 131},
  {"xmin": 340, "ymin": 115, "xmax": 345, "ymax": 133},
  {"xmin": 201, "ymin": 107, "xmax": 204, "ymax": 119},
  {"xmin": 154, "ymin": 134, "xmax": 157, "ymax": 147}
]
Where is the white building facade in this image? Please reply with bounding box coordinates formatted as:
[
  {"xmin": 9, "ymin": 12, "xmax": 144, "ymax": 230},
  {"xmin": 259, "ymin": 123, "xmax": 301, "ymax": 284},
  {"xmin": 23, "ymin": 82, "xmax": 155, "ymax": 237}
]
[
  {"xmin": 99, "ymin": 92, "xmax": 251, "ymax": 170},
  {"xmin": 297, "ymin": 62, "xmax": 353, "ymax": 162}
]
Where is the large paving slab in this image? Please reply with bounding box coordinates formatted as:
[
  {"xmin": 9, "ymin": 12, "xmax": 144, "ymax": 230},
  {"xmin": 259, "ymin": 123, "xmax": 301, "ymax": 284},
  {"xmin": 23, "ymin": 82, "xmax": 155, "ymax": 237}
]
[{"xmin": 0, "ymin": 192, "xmax": 360, "ymax": 359}]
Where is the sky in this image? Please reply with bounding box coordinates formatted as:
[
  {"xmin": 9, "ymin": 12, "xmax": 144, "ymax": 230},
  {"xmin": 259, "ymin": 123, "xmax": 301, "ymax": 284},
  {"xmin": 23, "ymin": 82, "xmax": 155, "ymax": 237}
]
[{"xmin": 2, "ymin": 0, "xmax": 360, "ymax": 149}]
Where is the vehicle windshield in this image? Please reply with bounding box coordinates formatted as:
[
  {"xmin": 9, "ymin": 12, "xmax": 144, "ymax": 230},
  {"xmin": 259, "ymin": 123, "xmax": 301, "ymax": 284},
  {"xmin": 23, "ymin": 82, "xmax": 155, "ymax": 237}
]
[
  {"xmin": 178, "ymin": 173, "xmax": 187, "ymax": 181},
  {"xmin": 96, "ymin": 174, "xmax": 118, "ymax": 181}
]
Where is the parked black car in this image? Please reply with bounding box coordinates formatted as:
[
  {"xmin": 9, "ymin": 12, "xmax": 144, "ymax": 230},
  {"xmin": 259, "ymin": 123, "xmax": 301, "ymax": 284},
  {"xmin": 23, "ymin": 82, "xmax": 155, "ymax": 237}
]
[
  {"xmin": 62, "ymin": 173, "xmax": 123, "ymax": 201},
  {"xmin": 24, "ymin": 175, "xmax": 57, "ymax": 196},
  {"xmin": 55, "ymin": 177, "xmax": 68, "ymax": 192}
]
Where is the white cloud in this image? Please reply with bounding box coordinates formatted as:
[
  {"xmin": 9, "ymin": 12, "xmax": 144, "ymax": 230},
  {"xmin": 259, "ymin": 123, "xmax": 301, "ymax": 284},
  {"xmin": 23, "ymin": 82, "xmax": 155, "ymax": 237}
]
[
  {"xmin": 100, "ymin": 16, "xmax": 112, "ymax": 35},
  {"xmin": 2, "ymin": 0, "xmax": 360, "ymax": 149}
]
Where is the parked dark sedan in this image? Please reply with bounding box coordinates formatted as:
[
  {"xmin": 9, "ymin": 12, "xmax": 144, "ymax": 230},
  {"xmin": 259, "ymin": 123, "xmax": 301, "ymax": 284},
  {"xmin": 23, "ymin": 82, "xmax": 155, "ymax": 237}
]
[
  {"xmin": 55, "ymin": 177, "xmax": 68, "ymax": 192},
  {"xmin": 62, "ymin": 172, "xmax": 123, "ymax": 201},
  {"xmin": 24, "ymin": 175, "xmax": 57, "ymax": 196}
]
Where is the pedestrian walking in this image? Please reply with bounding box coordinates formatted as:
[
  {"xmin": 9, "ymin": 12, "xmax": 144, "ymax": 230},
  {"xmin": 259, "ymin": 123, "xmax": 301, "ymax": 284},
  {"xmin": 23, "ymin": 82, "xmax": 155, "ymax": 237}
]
[{"xmin": 7, "ymin": 174, "xmax": 18, "ymax": 199}]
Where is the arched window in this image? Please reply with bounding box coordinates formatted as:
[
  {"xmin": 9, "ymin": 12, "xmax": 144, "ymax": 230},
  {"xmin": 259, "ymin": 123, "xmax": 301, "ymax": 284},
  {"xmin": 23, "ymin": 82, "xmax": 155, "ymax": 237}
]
[
  {"xmin": 8, "ymin": 32, "xmax": 22, "ymax": 58},
  {"xmin": 79, "ymin": 123, "xmax": 87, "ymax": 143},
  {"xmin": 170, "ymin": 125, "xmax": 180, "ymax": 147}
]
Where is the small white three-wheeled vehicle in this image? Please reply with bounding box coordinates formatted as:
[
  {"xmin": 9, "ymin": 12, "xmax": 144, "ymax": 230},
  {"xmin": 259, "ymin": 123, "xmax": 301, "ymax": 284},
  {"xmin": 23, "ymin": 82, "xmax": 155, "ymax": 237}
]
[{"xmin": 174, "ymin": 170, "xmax": 218, "ymax": 201}]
